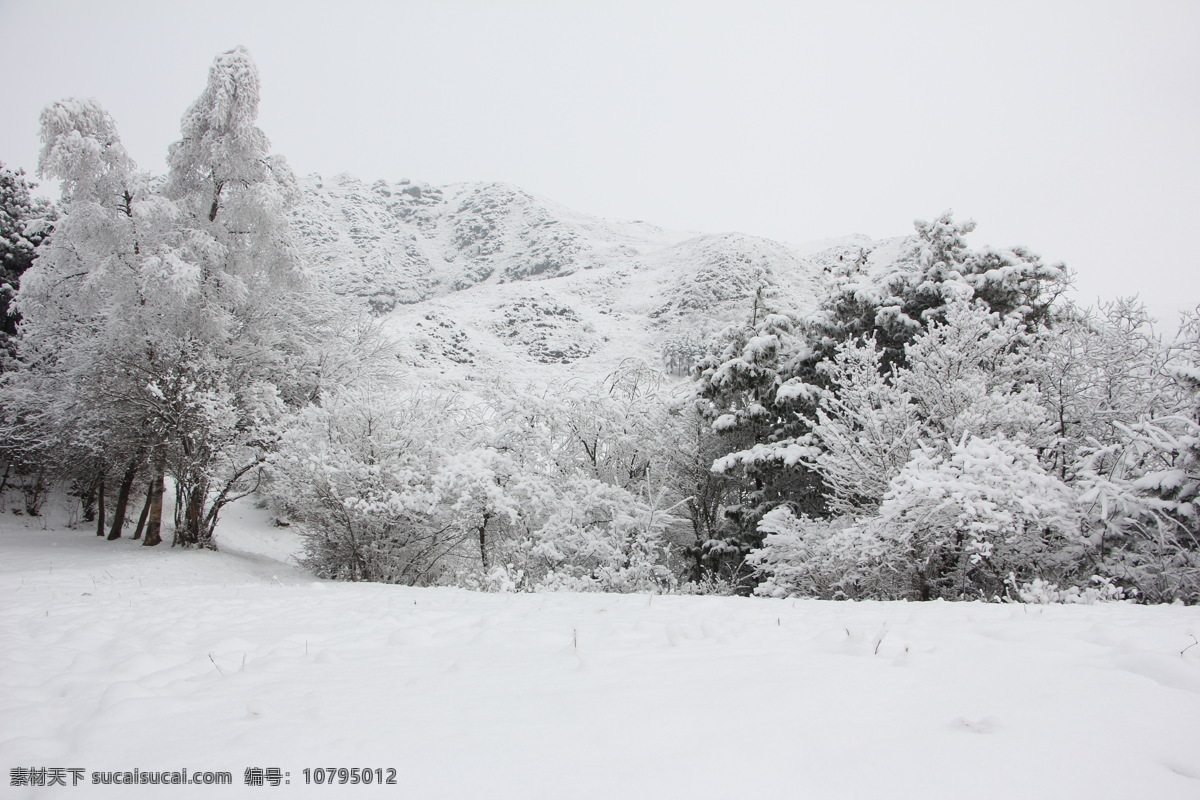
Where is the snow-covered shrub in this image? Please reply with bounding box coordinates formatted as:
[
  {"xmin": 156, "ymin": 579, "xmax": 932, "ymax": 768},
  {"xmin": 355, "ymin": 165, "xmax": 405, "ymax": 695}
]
[
  {"xmin": 1007, "ymin": 575, "xmax": 1132, "ymax": 604},
  {"xmin": 454, "ymin": 564, "xmax": 525, "ymax": 593},
  {"xmin": 749, "ymin": 506, "xmax": 905, "ymax": 600},
  {"xmin": 752, "ymin": 435, "xmax": 1082, "ymax": 601},
  {"xmin": 1073, "ymin": 433, "xmax": 1200, "ymax": 604},
  {"xmin": 876, "ymin": 435, "xmax": 1080, "ymax": 599},
  {"xmin": 512, "ymin": 480, "xmax": 676, "ymax": 593},
  {"xmin": 445, "ymin": 365, "xmax": 683, "ymax": 593},
  {"xmin": 267, "ymin": 389, "xmax": 475, "ymax": 583},
  {"xmin": 270, "ymin": 366, "xmax": 683, "ymax": 592}
]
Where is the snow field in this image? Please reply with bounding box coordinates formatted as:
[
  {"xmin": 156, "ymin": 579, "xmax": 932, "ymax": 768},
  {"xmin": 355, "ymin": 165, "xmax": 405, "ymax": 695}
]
[{"xmin": 2, "ymin": 512, "xmax": 1200, "ymax": 799}]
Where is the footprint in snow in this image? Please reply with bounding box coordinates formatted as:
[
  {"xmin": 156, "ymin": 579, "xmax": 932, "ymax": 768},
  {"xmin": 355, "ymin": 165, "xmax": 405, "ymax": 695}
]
[
  {"xmin": 949, "ymin": 716, "xmax": 1000, "ymax": 734},
  {"xmin": 1163, "ymin": 760, "xmax": 1200, "ymax": 780}
]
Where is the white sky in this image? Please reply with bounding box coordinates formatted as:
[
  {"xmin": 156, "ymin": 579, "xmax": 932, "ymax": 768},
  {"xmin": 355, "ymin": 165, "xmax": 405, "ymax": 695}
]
[{"xmin": 2, "ymin": 0, "xmax": 1197, "ymax": 325}]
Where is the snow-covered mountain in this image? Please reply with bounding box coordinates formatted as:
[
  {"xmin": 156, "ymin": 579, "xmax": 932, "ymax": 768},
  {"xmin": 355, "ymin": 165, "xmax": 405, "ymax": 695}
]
[{"xmin": 290, "ymin": 173, "xmax": 907, "ymax": 381}]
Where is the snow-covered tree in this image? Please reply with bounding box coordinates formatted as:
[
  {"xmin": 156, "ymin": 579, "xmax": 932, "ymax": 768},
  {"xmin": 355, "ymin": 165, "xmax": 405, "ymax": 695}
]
[
  {"xmin": 801, "ymin": 336, "xmax": 920, "ymax": 516},
  {"xmin": 657, "ymin": 402, "xmax": 745, "ymax": 588},
  {"xmin": 758, "ymin": 301, "xmax": 1047, "ymax": 526},
  {"xmin": 690, "ymin": 307, "xmax": 824, "ymax": 586},
  {"xmin": 807, "ymin": 212, "xmax": 1067, "ymax": 371},
  {"xmin": 691, "ymin": 216, "xmax": 1068, "ymax": 592},
  {"xmin": 896, "ymin": 300, "xmax": 1050, "ymax": 446},
  {"xmin": 5, "ymin": 98, "xmax": 158, "ymax": 535},
  {"xmin": 151, "ymin": 47, "xmax": 307, "ymax": 547},
  {"xmin": 1065, "ymin": 307, "xmax": 1200, "ymax": 601},
  {"xmin": 165, "ymin": 46, "xmax": 300, "ymax": 287}
]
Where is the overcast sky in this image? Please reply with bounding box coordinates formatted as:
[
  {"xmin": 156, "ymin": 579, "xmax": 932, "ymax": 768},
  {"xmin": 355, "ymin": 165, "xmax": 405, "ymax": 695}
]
[{"xmin": 2, "ymin": 0, "xmax": 1197, "ymax": 325}]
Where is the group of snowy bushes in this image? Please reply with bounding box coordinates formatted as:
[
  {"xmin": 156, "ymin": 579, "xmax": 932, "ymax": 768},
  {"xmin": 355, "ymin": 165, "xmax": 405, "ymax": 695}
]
[
  {"xmin": 0, "ymin": 48, "xmax": 1196, "ymax": 603},
  {"xmin": 264, "ymin": 369, "xmax": 680, "ymax": 592}
]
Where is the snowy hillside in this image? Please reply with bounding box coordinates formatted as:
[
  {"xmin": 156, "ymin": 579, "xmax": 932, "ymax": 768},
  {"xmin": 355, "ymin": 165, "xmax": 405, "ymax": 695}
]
[
  {"xmin": 3, "ymin": 508, "xmax": 1200, "ymax": 799},
  {"xmin": 291, "ymin": 174, "xmax": 905, "ymax": 381}
]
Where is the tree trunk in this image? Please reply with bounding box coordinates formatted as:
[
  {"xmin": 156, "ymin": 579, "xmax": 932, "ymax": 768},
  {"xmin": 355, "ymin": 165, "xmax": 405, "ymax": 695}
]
[
  {"xmin": 179, "ymin": 482, "xmax": 207, "ymax": 548},
  {"xmin": 142, "ymin": 449, "xmax": 166, "ymax": 547},
  {"xmin": 131, "ymin": 485, "xmax": 152, "ymax": 541},
  {"xmin": 95, "ymin": 475, "xmax": 105, "ymax": 537},
  {"xmin": 81, "ymin": 476, "xmax": 98, "ymax": 523},
  {"xmin": 107, "ymin": 455, "xmax": 141, "ymax": 540},
  {"xmin": 478, "ymin": 512, "xmax": 491, "ymax": 571},
  {"xmin": 173, "ymin": 481, "xmax": 185, "ymax": 536},
  {"xmin": 687, "ymin": 498, "xmax": 706, "ymax": 584}
]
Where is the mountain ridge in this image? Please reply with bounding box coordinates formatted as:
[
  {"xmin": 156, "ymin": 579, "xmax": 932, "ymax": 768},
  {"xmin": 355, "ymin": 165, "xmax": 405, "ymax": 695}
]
[{"xmin": 289, "ymin": 173, "xmax": 909, "ymax": 382}]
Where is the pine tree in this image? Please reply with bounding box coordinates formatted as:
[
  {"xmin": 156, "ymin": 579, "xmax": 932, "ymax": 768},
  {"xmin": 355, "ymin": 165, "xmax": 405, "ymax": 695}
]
[
  {"xmin": 690, "ymin": 305, "xmax": 824, "ymax": 586},
  {"xmin": 0, "ymin": 163, "xmax": 55, "ymax": 354},
  {"xmin": 808, "ymin": 212, "xmax": 1068, "ymax": 371}
]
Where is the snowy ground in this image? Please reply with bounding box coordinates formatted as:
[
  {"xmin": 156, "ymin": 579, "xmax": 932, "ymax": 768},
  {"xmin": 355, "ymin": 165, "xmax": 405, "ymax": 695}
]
[{"xmin": 3, "ymin": 501, "xmax": 1200, "ymax": 799}]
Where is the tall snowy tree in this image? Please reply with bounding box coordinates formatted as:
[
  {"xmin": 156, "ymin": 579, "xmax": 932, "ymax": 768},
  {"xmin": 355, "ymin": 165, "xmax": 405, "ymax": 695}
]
[
  {"xmin": 690, "ymin": 307, "xmax": 823, "ymax": 587},
  {"xmin": 5, "ymin": 98, "xmax": 155, "ymax": 536},
  {"xmin": 156, "ymin": 46, "xmax": 307, "ymax": 547}
]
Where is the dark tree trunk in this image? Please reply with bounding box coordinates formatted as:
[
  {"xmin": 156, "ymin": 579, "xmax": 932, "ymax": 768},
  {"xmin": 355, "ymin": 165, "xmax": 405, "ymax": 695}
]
[
  {"xmin": 478, "ymin": 512, "xmax": 491, "ymax": 571},
  {"xmin": 131, "ymin": 485, "xmax": 152, "ymax": 541},
  {"xmin": 81, "ymin": 476, "xmax": 98, "ymax": 523},
  {"xmin": 142, "ymin": 449, "xmax": 166, "ymax": 547},
  {"xmin": 173, "ymin": 481, "xmax": 185, "ymax": 535},
  {"xmin": 687, "ymin": 498, "xmax": 707, "ymax": 585},
  {"xmin": 95, "ymin": 475, "xmax": 105, "ymax": 537},
  {"xmin": 179, "ymin": 483, "xmax": 207, "ymax": 548},
  {"xmin": 107, "ymin": 455, "xmax": 141, "ymax": 540}
]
